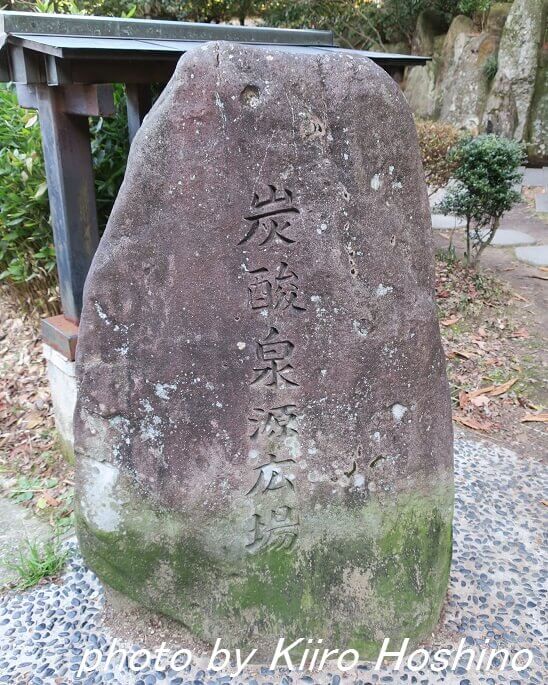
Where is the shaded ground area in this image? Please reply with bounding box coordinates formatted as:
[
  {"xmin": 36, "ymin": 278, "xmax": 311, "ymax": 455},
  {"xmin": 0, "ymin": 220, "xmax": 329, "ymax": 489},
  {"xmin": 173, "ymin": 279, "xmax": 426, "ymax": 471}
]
[
  {"xmin": 0, "ymin": 437, "xmax": 545, "ymax": 683},
  {"xmin": 0, "ymin": 295, "xmax": 73, "ymax": 536},
  {"xmin": 433, "ymin": 201, "xmax": 547, "ymax": 460}
]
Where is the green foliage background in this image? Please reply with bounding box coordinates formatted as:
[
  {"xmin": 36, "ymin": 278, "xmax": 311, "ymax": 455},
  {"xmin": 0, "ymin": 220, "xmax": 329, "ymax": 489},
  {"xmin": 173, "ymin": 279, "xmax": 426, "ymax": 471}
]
[
  {"xmin": 0, "ymin": 87, "xmax": 56, "ymax": 313},
  {"xmin": 0, "ymin": 84, "xmax": 128, "ymax": 315}
]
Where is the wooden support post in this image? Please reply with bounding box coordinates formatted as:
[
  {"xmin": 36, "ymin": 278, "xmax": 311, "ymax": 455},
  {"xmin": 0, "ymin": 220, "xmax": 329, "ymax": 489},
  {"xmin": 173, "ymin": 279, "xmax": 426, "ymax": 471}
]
[
  {"xmin": 125, "ymin": 83, "xmax": 152, "ymax": 143},
  {"xmin": 35, "ymin": 85, "xmax": 99, "ymax": 323}
]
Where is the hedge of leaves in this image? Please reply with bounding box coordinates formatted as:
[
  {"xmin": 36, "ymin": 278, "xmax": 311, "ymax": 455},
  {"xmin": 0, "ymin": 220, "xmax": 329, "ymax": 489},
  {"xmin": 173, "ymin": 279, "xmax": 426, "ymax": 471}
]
[
  {"xmin": 0, "ymin": 86, "xmax": 57, "ymax": 315},
  {"xmin": 0, "ymin": 84, "xmax": 128, "ymax": 316}
]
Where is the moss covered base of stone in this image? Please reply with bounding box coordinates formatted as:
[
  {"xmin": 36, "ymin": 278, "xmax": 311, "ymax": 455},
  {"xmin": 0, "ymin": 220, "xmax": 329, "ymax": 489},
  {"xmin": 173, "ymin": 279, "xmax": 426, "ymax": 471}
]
[
  {"xmin": 57, "ymin": 433, "xmax": 75, "ymax": 465},
  {"xmin": 76, "ymin": 469, "xmax": 453, "ymax": 661}
]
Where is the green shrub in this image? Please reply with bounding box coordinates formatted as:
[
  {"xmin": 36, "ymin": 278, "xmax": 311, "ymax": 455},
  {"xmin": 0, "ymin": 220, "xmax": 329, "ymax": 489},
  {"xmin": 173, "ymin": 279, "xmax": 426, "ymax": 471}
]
[
  {"xmin": 415, "ymin": 120, "xmax": 463, "ymax": 195},
  {"xmin": 483, "ymin": 54, "xmax": 498, "ymax": 82},
  {"xmin": 0, "ymin": 86, "xmax": 58, "ymax": 315},
  {"xmin": 263, "ymin": 0, "xmax": 463, "ymax": 48},
  {"xmin": 458, "ymin": 0, "xmax": 491, "ymax": 15},
  {"xmin": 436, "ymin": 134, "xmax": 524, "ymax": 266},
  {"xmin": 0, "ymin": 84, "xmax": 129, "ymax": 315},
  {"xmin": 90, "ymin": 84, "xmax": 129, "ymax": 232}
]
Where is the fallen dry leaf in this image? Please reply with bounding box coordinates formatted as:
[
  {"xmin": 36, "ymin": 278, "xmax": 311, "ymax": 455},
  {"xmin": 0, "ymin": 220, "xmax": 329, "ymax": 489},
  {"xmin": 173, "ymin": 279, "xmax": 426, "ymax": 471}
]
[
  {"xmin": 470, "ymin": 394, "xmax": 490, "ymax": 407},
  {"xmin": 441, "ymin": 315, "xmax": 462, "ymax": 326},
  {"xmin": 489, "ymin": 377, "xmax": 518, "ymax": 397},
  {"xmin": 454, "ymin": 414, "xmax": 494, "ymax": 431},
  {"xmin": 454, "ymin": 350, "xmax": 474, "ymax": 360},
  {"xmin": 42, "ymin": 491, "xmax": 60, "ymax": 507},
  {"xmin": 520, "ymin": 413, "xmax": 548, "ymax": 423},
  {"xmin": 25, "ymin": 413, "xmax": 45, "ymax": 429},
  {"xmin": 509, "ymin": 327, "xmax": 530, "ymax": 339},
  {"xmin": 468, "ymin": 385, "xmax": 497, "ymax": 399}
]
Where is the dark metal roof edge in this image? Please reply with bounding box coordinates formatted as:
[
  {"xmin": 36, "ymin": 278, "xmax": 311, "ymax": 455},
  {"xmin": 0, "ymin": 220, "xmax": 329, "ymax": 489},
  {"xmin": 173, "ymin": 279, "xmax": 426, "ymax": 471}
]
[
  {"xmin": 5, "ymin": 33, "xmax": 430, "ymax": 66},
  {"xmin": 8, "ymin": 34, "xmax": 64, "ymax": 57},
  {"xmin": 0, "ymin": 11, "xmax": 334, "ymax": 46}
]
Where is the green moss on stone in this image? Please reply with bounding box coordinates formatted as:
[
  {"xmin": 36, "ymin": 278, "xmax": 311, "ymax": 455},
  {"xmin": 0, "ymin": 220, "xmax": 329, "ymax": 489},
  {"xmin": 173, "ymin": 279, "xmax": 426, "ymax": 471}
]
[{"xmin": 77, "ymin": 477, "xmax": 453, "ymax": 660}]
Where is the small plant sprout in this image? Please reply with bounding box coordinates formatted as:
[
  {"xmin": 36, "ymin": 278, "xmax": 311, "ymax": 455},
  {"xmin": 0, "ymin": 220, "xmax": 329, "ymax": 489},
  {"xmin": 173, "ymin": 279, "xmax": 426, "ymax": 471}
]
[{"xmin": 6, "ymin": 536, "xmax": 68, "ymax": 590}]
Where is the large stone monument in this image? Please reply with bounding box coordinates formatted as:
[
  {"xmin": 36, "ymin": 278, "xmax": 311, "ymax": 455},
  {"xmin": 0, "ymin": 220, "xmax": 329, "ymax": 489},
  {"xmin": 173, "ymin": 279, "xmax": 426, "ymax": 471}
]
[{"xmin": 75, "ymin": 42, "xmax": 453, "ymax": 658}]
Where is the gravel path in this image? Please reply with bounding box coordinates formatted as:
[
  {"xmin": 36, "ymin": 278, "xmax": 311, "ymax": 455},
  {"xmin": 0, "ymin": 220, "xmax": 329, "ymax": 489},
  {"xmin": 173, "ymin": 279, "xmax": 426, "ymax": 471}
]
[{"xmin": 0, "ymin": 437, "xmax": 546, "ymax": 684}]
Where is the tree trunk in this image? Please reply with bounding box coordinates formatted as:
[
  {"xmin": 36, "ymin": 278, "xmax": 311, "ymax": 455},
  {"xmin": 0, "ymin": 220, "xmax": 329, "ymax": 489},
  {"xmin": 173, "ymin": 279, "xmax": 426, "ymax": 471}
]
[
  {"xmin": 472, "ymin": 217, "xmax": 501, "ymax": 267},
  {"xmin": 465, "ymin": 218, "xmax": 471, "ymax": 266}
]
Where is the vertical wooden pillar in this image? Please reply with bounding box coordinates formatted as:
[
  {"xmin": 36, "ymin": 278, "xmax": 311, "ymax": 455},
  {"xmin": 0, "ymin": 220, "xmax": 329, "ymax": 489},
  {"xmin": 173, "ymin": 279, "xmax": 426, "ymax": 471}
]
[
  {"xmin": 125, "ymin": 83, "xmax": 152, "ymax": 143},
  {"xmin": 36, "ymin": 85, "xmax": 100, "ymax": 323}
]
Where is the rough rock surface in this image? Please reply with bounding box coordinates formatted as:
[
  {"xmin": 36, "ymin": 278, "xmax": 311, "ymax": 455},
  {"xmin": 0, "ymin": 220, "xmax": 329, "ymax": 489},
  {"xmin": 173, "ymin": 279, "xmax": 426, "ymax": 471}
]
[
  {"xmin": 437, "ymin": 27, "xmax": 498, "ymax": 131},
  {"xmin": 405, "ymin": 3, "xmax": 546, "ymax": 162},
  {"xmin": 405, "ymin": 61, "xmax": 438, "ymax": 119},
  {"xmin": 75, "ymin": 41, "xmax": 453, "ymax": 657},
  {"xmin": 483, "ymin": 0, "xmax": 547, "ymax": 142},
  {"xmin": 528, "ymin": 39, "xmax": 548, "ymax": 164}
]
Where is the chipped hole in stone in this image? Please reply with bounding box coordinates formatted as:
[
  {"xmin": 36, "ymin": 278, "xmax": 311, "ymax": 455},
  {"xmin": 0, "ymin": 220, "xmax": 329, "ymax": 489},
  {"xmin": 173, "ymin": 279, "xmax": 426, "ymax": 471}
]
[
  {"xmin": 343, "ymin": 189, "xmax": 350, "ymax": 201},
  {"xmin": 240, "ymin": 85, "xmax": 260, "ymax": 107},
  {"xmin": 234, "ymin": 315, "xmax": 240, "ymax": 321},
  {"xmin": 390, "ymin": 235, "xmax": 396, "ymax": 246},
  {"xmin": 369, "ymin": 455, "xmax": 385, "ymax": 468},
  {"xmin": 301, "ymin": 114, "xmax": 327, "ymax": 140},
  {"xmin": 350, "ymin": 268, "xmax": 356, "ymax": 275},
  {"xmin": 344, "ymin": 460, "xmax": 357, "ymax": 478}
]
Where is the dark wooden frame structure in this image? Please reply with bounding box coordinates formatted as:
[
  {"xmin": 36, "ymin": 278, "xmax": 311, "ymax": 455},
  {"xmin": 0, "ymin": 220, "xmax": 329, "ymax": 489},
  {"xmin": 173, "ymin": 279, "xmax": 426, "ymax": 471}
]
[{"xmin": 0, "ymin": 11, "xmax": 428, "ymax": 359}]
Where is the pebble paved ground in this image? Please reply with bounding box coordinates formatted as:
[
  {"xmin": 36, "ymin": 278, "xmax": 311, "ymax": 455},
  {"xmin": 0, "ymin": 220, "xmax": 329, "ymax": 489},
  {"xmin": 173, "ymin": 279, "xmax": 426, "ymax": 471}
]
[{"xmin": 0, "ymin": 437, "xmax": 546, "ymax": 685}]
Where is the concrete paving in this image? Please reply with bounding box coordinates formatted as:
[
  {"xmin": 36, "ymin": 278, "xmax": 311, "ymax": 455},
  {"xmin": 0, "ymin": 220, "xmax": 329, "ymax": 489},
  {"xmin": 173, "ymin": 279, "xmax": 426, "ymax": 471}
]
[
  {"xmin": 428, "ymin": 187, "xmax": 448, "ymax": 207},
  {"xmin": 489, "ymin": 228, "xmax": 537, "ymax": 246},
  {"xmin": 431, "ymin": 213, "xmax": 466, "ymax": 230},
  {"xmin": 514, "ymin": 244, "xmax": 548, "ymax": 267},
  {"xmin": 522, "ymin": 167, "xmax": 545, "ymax": 187},
  {"xmin": 535, "ymin": 193, "xmax": 548, "ymax": 212}
]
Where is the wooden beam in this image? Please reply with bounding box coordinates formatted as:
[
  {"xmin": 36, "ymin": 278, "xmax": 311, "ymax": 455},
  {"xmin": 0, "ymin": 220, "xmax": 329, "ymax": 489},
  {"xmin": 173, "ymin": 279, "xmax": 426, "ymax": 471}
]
[
  {"xmin": 17, "ymin": 83, "xmax": 114, "ymax": 116},
  {"xmin": 41, "ymin": 315, "xmax": 78, "ymax": 361},
  {"xmin": 69, "ymin": 58, "xmax": 176, "ymax": 84},
  {"xmin": 126, "ymin": 83, "xmax": 152, "ymax": 143},
  {"xmin": 9, "ymin": 45, "xmax": 44, "ymax": 83},
  {"xmin": 36, "ymin": 85, "xmax": 100, "ymax": 323}
]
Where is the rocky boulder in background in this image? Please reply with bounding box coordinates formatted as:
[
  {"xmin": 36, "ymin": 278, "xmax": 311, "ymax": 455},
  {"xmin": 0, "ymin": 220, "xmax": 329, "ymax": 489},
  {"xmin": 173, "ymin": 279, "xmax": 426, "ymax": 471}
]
[
  {"xmin": 405, "ymin": 0, "xmax": 547, "ymax": 163},
  {"xmin": 437, "ymin": 16, "xmax": 499, "ymax": 132},
  {"xmin": 483, "ymin": 0, "xmax": 547, "ymax": 146}
]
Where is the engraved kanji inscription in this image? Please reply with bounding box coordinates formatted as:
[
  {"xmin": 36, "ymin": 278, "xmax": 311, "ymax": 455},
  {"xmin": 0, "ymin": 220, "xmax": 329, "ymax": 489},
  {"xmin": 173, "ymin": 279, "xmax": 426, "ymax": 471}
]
[
  {"xmin": 246, "ymin": 506, "xmax": 299, "ymax": 553},
  {"xmin": 239, "ymin": 185, "xmax": 300, "ymax": 246},
  {"xmin": 247, "ymin": 452, "xmax": 296, "ymax": 495},
  {"xmin": 252, "ymin": 326, "xmax": 298, "ymax": 387},
  {"xmin": 248, "ymin": 404, "xmax": 299, "ymax": 440},
  {"xmin": 248, "ymin": 262, "xmax": 306, "ymax": 312}
]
